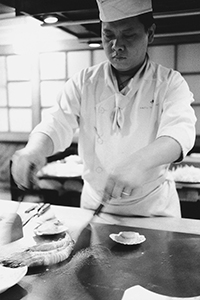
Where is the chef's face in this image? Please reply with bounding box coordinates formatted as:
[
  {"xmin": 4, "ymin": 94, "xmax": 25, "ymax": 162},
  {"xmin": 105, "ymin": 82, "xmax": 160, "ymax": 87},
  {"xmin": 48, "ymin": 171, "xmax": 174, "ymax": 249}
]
[{"xmin": 102, "ymin": 16, "xmax": 155, "ymax": 72}]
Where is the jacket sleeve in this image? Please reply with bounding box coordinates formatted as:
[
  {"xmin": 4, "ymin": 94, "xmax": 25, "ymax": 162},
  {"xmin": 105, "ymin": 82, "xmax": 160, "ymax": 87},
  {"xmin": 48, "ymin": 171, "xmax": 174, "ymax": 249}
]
[
  {"xmin": 157, "ymin": 71, "xmax": 196, "ymax": 161},
  {"xmin": 31, "ymin": 72, "xmax": 83, "ymax": 154}
]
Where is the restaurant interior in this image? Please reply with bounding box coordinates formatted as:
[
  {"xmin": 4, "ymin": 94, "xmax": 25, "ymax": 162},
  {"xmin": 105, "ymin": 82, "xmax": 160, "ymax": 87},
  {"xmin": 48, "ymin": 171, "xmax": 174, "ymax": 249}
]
[
  {"xmin": 0, "ymin": 0, "xmax": 200, "ymax": 217},
  {"xmin": 1, "ymin": 1, "xmax": 200, "ymax": 299}
]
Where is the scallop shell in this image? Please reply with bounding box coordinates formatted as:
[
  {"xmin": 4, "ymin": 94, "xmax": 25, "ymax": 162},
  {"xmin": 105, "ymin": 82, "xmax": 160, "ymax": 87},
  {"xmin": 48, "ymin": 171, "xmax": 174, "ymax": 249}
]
[
  {"xmin": 109, "ymin": 231, "xmax": 146, "ymax": 245},
  {"xmin": 34, "ymin": 219, "xmax": 68, "ymax": 236}
]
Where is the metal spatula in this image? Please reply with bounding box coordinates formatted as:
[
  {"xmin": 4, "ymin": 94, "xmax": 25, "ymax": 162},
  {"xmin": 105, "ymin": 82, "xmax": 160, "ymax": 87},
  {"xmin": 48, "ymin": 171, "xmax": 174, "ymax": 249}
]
[{"xmin": 73, "ymin": 202, "xmax": 105, "ymax": 254}]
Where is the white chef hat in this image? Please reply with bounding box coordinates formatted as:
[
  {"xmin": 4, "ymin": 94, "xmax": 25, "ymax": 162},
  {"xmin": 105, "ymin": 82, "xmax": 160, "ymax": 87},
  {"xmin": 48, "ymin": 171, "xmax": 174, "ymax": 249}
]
[{"xmin": 96, "ymin": 0, "xmax": 152, "ymax": 22}]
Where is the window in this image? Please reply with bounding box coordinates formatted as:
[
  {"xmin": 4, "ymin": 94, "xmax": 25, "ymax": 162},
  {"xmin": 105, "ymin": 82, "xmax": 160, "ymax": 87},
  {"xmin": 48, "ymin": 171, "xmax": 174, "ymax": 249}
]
[
  {"xmin": 177, "ymin": 43, "xmax": 200, "ymax": 135},
  {"xmin": 0, "ymin": 57, "xmax": 7, "ymax": 107},
  {"xmin": 40, "ymin": 52, "xmax": 66, "ymax": 80},
  {"xmin": 177, "ymin": 43, "xmax": 200, "ymax": 72},
  {"xmin": 39, "ymin": 52, "xmax": 66, "ymax": 117},
  {"xmin": 0, "ymin": 50, "xmax": 93, "ymax": 140},
  {"xmin": 148, "ymin": 45, "xmax": 175, "ymax": 69},
  {"xmin": 1, "ymin": 43, "xmax": 200, "ymax": 140},
  {"xmin": 67, "ymin": 51, "xmax": 91, "ymax": 77},
  {"xmin": 93, "ymin": 50, "xmax": 107, "ymax": 65},
  {"xmin": 40, "ymin": 81, "xmax": 65, "ymax": 107},
  {"xmin": 149, "ymin": 43, "xmax": 200, "ymax": 135},
  {"xmin": 0, "ymin": 55, "xmax": 32, "ymax": 138},
  {"xmin": 7, "ymin": 55, "xmax": 31, "ymax": 80}
]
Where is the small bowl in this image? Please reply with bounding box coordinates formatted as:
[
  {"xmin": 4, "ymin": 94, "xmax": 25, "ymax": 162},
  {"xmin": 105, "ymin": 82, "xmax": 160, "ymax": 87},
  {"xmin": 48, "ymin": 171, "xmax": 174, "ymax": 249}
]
[{"xmin": 109, "ymin": 231, "xmax": 146, "ymax": 245}]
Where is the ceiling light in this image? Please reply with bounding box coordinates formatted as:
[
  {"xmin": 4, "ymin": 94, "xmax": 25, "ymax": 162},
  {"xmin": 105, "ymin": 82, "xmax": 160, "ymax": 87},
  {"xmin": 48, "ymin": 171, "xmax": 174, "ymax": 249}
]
[
  {"xmin": 43, "ymin": 16, "xmax": 58, "ymax": 24},
  {"xmin": 88, "ymin": 42, "xmax": 101, "ymax": 48}
]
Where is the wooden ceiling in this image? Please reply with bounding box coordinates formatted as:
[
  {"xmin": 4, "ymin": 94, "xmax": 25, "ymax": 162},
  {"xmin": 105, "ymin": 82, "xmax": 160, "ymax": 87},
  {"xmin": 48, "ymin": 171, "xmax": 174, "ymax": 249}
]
[{"xmin": 0, "ymin": 0, "xmax": 200, "ymax": 44}]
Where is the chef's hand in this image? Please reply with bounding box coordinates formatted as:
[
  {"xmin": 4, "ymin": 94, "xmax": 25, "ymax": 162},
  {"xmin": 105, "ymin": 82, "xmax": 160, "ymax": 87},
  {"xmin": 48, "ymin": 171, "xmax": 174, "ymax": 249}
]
[
  {"xmin": 12, "ymin": 132, "xmax": 54, "ymax": 190},
  {"xmin": 11, "ymin": 147, "xmax": 46, "ymax": 190},
  {"xmin": 103, "ymin": 165, "xmax": 146, "ymax": 201},
  {"xmin": 103, "ymin": 136, "xmax": 182, "ymax": 201}
]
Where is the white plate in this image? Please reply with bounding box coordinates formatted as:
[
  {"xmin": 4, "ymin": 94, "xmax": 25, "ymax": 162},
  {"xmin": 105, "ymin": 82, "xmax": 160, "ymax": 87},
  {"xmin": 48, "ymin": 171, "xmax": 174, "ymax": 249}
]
[
  {"xmin": 0, "ymin": 265, "xmax": 27, "ymax": 294},
  {"xmin": 109, "ymin": 231, "xmax": 146, "ymax": 245}
]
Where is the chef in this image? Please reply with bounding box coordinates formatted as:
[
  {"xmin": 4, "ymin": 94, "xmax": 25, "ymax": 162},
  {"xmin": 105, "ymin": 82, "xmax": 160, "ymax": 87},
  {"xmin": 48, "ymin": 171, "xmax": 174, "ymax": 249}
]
[{"xmin": 12, "ymin": 0, "xmax": 196, "ymax": 218}]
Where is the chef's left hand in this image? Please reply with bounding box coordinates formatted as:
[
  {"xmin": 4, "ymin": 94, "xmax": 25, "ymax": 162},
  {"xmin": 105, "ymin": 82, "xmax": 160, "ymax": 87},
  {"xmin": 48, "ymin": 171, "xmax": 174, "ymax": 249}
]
[
  {"xmin": 103, "ymin": 159, "xmax": 148, "ymax": 201},
  {"xmin": 103, "ymin": 176, "xmax": 132, "ymax": 200},
  {"xmin": 103, "ymin": 136, "xmax": 182, "ymax": 201}
]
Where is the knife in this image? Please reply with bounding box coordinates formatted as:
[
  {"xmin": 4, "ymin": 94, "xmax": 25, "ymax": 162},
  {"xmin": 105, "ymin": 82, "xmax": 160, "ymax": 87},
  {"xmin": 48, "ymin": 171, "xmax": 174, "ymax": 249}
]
[{"xmin": 72, "ymin": 201, "xmax": 105, "ymax": 254}]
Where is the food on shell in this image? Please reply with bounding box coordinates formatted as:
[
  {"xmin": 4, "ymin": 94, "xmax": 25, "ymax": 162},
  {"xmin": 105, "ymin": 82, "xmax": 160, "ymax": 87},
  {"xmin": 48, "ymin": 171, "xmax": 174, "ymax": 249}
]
[
  {"xmin": 34, "ymin": 218, "xmax": 68, "ymax": 236},
  {"xmin": 109, "ymin": 231, "xmax": 146, "ymax": 245}
]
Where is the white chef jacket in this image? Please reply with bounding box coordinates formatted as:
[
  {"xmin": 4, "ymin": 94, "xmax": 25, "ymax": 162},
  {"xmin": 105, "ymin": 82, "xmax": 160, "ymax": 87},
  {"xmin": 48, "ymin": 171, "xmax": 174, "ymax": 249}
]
[{"xmin": 33, "ymin": 56, "xmax": 196, "ymax": 218}]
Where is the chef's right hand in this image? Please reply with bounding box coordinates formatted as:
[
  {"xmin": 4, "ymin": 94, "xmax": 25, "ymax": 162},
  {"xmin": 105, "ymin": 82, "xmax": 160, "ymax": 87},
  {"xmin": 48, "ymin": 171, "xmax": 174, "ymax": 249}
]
[{"xmin": 11, "ymin": 147, "xmax": 47, "ymax": 190}]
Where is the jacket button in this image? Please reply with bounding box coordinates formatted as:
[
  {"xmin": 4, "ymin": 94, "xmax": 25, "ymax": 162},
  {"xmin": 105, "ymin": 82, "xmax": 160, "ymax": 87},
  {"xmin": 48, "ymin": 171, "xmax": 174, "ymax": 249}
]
[
  {"xmin": 99, "ymin": 107, "xmax": 105, "ymax": 114},
  {"xmin": 96, "ymin": 167, "xmax": 103, "ymax": 173}
]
